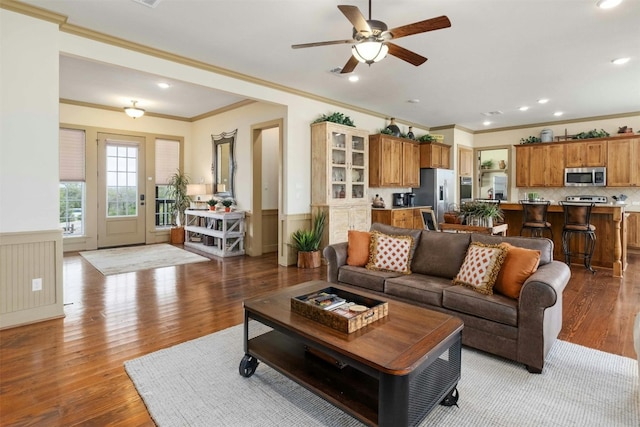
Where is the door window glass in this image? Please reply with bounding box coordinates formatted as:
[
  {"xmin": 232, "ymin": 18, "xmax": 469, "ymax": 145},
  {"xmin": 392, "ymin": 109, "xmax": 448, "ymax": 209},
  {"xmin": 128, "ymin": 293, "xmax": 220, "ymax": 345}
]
[{"xmin": 106, "ymin": 144, "xmax": 138, "ymax": 217}]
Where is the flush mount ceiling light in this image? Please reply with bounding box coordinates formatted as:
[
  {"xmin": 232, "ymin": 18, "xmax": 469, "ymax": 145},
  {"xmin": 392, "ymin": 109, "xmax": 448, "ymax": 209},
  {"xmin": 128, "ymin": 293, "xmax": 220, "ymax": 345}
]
[
  {"xmin": 519, "ymin": 106, "xmax": 530, "ymax": 111},
  {"xmin": 611, "ymin": 57, "xmax": 630, "ymax": 65},
  {"xmin": 554, "ymin": 111, "xmax": 564, "ymax": 117},
  {"xmin": 537, "ymin": 98, "xmax": 549, "ymax": 104},
  {"xmin": 352, "ymin": 40, "xmax": 389, "ymax": 64},
  {"xmin": 124, "ymin": 100, "xmax": 145, "ymax": 119},
  {"xmin": 596, "ymin": 0, "xmax": 622, "ymax": 9},
  {"xmin": 157, "ymin": 82, "xmax": 171, "ymax": 89},
  {"xmin": 348, "ymin": 75, "xmax": 360, "ymax": 82}
]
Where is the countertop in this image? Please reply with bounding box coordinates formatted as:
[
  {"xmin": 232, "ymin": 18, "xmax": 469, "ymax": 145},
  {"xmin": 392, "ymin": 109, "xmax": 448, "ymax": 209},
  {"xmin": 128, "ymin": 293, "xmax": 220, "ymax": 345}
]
[{"xmin": 371, "ymin": 205, "xmax": 432, "ymax": 210}]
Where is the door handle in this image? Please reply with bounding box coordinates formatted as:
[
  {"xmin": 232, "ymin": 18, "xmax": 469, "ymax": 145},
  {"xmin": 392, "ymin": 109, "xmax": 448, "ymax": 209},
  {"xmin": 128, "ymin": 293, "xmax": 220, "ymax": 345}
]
[{"xmin": 140, "ymin": 194, "xmax": 145, "ymax": 205}]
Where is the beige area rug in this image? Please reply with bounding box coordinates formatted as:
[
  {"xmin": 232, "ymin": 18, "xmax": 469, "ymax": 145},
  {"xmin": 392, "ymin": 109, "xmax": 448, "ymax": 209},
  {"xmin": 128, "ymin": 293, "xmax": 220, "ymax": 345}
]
[
  {"xmin": 125, "ymin": 323, "xmax": 639, "ymax": 427},
  {"xmin": 80, "ymin": 244, "xmax": 209, "ymax": 275}
]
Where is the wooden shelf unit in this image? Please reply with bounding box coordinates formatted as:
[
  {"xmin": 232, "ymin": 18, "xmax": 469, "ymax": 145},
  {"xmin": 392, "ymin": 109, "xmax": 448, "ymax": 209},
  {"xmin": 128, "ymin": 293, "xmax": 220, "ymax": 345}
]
[{"xmin": 184, "ymin": 209, "xmax": 245, "ymax": 257}]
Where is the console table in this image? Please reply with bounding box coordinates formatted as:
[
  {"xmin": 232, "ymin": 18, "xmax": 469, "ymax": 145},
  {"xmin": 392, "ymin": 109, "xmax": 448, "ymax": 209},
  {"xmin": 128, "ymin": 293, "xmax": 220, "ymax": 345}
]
[
  {"xmin": 184, "ymin": 209, "xmax": 245, "ymax": 257},
  {"xmin": 439, "ymin": 222, "xmax": 508, "ymax": 236}
]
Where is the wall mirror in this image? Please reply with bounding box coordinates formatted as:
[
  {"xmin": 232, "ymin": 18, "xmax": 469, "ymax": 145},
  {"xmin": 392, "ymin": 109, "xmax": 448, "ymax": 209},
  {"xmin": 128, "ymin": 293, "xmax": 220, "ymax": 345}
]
[{"xmin": 211, "ymin": 129, "xmax": 237, "ymax": 199}]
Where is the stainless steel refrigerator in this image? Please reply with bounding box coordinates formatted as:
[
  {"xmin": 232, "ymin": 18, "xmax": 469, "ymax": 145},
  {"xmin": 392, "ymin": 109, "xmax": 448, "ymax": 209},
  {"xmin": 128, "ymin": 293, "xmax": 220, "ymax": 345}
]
[{"xmin": 412, "ymin": 168, "xmax": 456, "ymax": 225}]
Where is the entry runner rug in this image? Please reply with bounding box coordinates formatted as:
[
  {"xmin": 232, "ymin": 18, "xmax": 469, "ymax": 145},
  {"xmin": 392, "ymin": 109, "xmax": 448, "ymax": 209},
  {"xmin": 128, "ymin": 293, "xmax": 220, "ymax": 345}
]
[
  {"xmin": 80, "ymin": 244, "xmax": 208, "ymax": 275},
  {"xmin": 124, "ymin": 323, "xmax": 638, "ymax": 427}
]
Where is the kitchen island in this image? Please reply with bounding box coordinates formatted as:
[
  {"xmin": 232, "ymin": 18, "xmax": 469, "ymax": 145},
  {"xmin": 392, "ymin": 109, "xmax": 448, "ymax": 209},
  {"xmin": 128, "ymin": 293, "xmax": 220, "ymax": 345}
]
[{"xmin": 499, "ymin": 203, "xmax": 626, "ymax": 277}]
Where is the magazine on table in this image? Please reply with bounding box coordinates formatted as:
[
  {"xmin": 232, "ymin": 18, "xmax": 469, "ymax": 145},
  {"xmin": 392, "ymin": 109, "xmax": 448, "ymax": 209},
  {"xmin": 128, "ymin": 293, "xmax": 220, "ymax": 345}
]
[{"xmin": 304, "ymin": 292, "xmax": 347, "ymax": 311}]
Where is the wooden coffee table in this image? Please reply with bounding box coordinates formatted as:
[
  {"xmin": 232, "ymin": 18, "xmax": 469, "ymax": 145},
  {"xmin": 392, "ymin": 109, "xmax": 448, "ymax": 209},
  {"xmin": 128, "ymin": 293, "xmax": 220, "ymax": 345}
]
[{"xmin": 239, "ymin": 280, "xmax": 463, "ymax": 427}]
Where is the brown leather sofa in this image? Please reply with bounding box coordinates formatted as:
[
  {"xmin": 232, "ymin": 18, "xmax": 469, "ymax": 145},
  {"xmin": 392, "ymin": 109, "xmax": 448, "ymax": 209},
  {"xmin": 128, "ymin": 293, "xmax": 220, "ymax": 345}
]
[{"xmin": 323, "ymin": 223, "xmax": 571, "ymax": 373}]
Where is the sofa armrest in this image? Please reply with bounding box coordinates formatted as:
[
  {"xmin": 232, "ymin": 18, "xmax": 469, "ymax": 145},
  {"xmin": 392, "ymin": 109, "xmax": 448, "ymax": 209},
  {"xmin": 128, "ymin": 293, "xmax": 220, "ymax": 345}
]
[
  {"xmin": 323, "ymin": 242, "xmax": 348, "ymax": 284},
  {"xmin": 517, "ymin": 260, "xmax": 571, "ymax": 372}
]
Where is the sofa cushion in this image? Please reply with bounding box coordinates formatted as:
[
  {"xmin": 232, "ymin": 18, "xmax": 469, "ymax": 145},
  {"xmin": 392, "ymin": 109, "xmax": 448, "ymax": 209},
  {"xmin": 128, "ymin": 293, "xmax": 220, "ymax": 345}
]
[
  {"xmin": 370, "ymin": 223, "xmax": 421, "ymax": 260},
  {"xmin": 337, "ymin": 265, "xmax": 402, "ymax": 292},
  {"xmin": 494, "ymin": 242, "xmax": 541, "ymax": 299},
  {"xmin": 366, "ymin": 231, "xmax": 414, "ymax": 274},
  {"xmin": 471, "ymin": 234, "xmax": 553, "ymax": 265},
  {"xmin": 411, "ymin": 231, "xmax": 471, "ymax": 279},
  {"xmin": 346, "ymin": 230, "xmax": 371, "ymax": 267},
  {"xmin": 453, "ymin": 242, "xmax": 507, "ymax": 295},
  {"xmin": 443, "ymin": 285, "xmax": 518, "ymax": 327},
  {"xmin": 385, "ymin": 274, "xmax": 452, "ymax": 307}
]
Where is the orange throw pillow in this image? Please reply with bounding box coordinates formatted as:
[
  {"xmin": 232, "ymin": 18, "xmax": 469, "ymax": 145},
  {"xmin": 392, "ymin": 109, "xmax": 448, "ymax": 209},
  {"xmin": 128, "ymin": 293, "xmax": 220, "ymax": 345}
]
[
  {"xmin": 346, "ymin": 230, "xmax": 371, "ymax": 267},
  {"xmin": 495, "ymin": 242, "xmax": 541, "ymax": 299}
]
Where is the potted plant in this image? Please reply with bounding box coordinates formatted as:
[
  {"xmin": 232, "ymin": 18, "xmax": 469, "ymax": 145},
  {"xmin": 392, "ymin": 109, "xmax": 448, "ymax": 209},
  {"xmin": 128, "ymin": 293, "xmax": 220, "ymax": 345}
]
[
  {"xmin": 481, "ymin": 159, "xmax": 494, "ymax": 170},
  {"xmin": 460, "ymin": 201, "xmax": 503, "ymax": 227},
  {"xmin": 290, "ymin": 211, "xmax": 326, "ymax": 268},
  {"xmin": 221, "ymin": 198, "xmax": 234, "ymax": 212},
  {"xmin": 207, "ymin": 199, "xmax": 217, "ymax": 211},
  {"xmin": 167, "ymin": 170, "xmax": 192, "ymax": 244}
]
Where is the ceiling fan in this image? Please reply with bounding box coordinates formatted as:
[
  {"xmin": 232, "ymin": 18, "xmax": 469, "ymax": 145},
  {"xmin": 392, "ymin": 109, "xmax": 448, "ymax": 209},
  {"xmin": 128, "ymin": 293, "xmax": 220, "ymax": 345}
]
[{"xmin": 291, "ymin": 0, "xmax": 451, "ymax": 74}]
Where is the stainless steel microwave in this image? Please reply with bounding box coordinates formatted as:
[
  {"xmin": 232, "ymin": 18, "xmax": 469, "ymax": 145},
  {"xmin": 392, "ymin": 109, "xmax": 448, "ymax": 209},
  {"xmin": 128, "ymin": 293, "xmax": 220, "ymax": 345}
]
[{"xmin": 564, "ymin": 167, "xmax": 606, "ymax": 186}]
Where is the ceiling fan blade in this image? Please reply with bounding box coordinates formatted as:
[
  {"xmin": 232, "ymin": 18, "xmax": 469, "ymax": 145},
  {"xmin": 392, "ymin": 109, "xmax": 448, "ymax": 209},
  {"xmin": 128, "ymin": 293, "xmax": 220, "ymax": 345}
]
[
  {"xmin": 387, "ymin": 43, "xmax": 428, "ymax": 66},
  {"xmin": 337, "ymin": 5, "xmax": 371, "ymax": 35},
  {"xmin": 291, "ymin": 39, "xmax": 354, "ymax": 49},
  {"xmin": 388, "ymin": 15, "xmax": 451, "ymax": 39},
  {"xmin": 340, "ymin": 56, "xmax": 360, "ymax": 74}
]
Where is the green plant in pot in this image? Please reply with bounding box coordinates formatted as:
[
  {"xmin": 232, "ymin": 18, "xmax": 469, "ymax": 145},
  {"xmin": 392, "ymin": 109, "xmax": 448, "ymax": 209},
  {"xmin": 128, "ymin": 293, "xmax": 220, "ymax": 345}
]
[
  {"xmin": 167, "ymin": 170, "xmax": 192, "ymax": 244},
  {"xmin": 481, "ymin": 159, "xmax": 494, "ymax": 170},
  {"xmin": 207, "ymin": 199, "xmax": 217, "ymax": 210},
  {"xmin": 291, "ymin": 211, "xmax": 326, "ymax": 268},
  {"xmin": 221, "ymin": 198, "xmax": 234, "ymax": 212},
  {"xmin": 460, "ymin": 201, "xmax": 503, "ymax": 227}
]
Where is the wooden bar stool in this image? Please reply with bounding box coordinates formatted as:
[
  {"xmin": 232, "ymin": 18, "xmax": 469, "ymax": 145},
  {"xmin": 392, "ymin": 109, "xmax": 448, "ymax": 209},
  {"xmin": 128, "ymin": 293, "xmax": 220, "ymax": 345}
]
[
  {"xmin": 519, "ymin": 200, "xmax": 553, "ymax": 239},
  {"xmin": 559, "ymin": 201, "xmax": 596, "ymax": 274}
]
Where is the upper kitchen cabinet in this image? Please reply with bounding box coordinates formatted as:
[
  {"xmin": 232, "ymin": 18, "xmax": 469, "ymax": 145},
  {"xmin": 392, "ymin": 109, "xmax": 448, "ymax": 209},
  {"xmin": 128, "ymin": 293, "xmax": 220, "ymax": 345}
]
[
  {"xmin": 369, "ymin": 134, "xmax": 419, "ymax": 187},
  {"xmin": 420, "ymin": 142, "xmax": 451, "ymax": 169},
  {"xmin": 515, "ymin": 144, "xmax": 564, "ymax": 187},
  {"xmin": 565, "ymin": 141, "xmax": 607, "ymax": 167},
  {"xmin": 607, "ymin": 137, "xmax": 640, "ymax": 187},
  {"xmin": 458, "ymin": 146, "xmax": 473, "ymax": 177},
  {"xmin": 311, "ymin": 121, "xmax": 369, "ymax": 204}
]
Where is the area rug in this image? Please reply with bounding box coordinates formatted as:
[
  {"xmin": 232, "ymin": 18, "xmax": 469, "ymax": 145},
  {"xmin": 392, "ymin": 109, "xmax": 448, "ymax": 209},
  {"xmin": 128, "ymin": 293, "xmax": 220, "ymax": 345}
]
[
  {"xmin": 80, "ymin": 244, "xmax": 209, "ymax": 275},
  {"xmin": 124, "ymin": 323, "xmax": 639, "ymax": 427}
]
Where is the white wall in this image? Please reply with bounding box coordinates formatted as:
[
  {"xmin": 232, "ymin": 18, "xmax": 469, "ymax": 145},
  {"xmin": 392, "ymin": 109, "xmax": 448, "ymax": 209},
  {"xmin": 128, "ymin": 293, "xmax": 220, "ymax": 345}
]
[
  {"xmin": 262, "ymin": 127, "xmax": 279, "ymax": 210},
  {"xmin": 0, "ymin": 10, "xmax": 60, "ymax": 233}
]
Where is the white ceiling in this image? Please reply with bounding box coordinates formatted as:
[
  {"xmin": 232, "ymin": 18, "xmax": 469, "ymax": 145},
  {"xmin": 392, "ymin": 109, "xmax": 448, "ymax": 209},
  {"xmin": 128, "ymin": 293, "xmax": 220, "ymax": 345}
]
[{"xmin": 21, "ymin": 0, "xmax": 640, "ymax": 130}]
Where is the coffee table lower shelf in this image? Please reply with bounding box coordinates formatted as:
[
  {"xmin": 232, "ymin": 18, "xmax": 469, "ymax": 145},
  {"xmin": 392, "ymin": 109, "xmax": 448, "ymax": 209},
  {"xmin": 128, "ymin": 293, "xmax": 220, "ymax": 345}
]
[{"xmin": 239, "ymin": 318, "xmax": 461, "ymax": 427}]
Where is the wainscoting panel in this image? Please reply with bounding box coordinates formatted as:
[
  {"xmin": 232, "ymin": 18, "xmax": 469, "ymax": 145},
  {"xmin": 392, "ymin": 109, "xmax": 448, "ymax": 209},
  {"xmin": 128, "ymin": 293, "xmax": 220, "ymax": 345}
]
[
  {"xmin": 262, "ymin": 209, "xmax": 278, "ymax": 254},
  {"xmin": 281, "ymin": 213, "xmax": 311, "ymax": 266},
  {"xmin": 0, "ymin": 230, "xmax": 64, "ymax": 329}
]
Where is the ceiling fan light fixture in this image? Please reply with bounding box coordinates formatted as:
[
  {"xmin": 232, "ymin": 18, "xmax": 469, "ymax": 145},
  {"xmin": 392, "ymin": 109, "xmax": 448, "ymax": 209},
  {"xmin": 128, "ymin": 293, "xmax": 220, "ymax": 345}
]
[
  {"xmin": 352, "ymin": 41, "xmax": 388, "ymax": 64},
  {"xmin": 124, "ymin": 100, "xmax": 145, "ymax": 119}
]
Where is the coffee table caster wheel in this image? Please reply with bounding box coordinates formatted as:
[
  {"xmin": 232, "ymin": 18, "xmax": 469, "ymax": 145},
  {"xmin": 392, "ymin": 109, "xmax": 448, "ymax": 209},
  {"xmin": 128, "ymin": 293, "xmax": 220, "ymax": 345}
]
[
  {"xmin": 239, "ymin": 354, "xmax": 259, "ymax": 377},
  {"xmin": 440, "ymin": 387, "xmax": 459, "ymax": 407}
]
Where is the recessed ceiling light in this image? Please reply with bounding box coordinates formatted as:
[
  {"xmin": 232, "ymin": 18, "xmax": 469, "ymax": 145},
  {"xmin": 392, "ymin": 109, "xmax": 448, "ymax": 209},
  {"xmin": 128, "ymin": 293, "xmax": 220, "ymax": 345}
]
[
  {"xmin": 519, "ymin": 106, "xmax": 529, "ymax": 111},
  {"xmin": 483, "ymin": 121, "xmax": 491, "ymax": 126},
  {"xmin": 348, "ymin": 75, "xmax": 359, "ymax": 82},
  {"xmin": 611, "ymin": 57, "xmax": 630, "ymax": 65},
  {"xmin": 407, "ymin": 99, "xmax": 420, "ymax": 104},
  {"xmin": 157, "ymin": 82, "xmax": 171, "ymax": 89},
  {"xmin": 596, "ymin": 0, "xmax": 622, "ymax": 9},
  {"xmin": 537, "ymin": 98, "xmax": 549, "ymax": 104},
  {"xmin": 553, "ymin": 111, "xmax": 563, "ymax": 117}
]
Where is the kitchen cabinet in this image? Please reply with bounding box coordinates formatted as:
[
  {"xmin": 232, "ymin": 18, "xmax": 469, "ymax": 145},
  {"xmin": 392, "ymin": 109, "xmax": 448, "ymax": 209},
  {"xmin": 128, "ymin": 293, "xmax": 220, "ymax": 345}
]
[
  {"xmin": 627, "ymin": 212, "xmax": 640, "ymax": 249},
  {"xmin": 458, "ymin": 146, "xmax": 473, "ymax": 177},
  {"xmin": 607, "ymin": 138, "xmax": 640, "ymax": 187},
  {"xmin": 420, "ymin": 142, "xmax": 451, "ymax": 169},
  {"xmin": 564, "ymin": 141, "xmax": 606, "ymax": 167},
  {"xmin": 369, "ymin": 134, "xmax": 419, "ymax": 187},
  {"xmin": 371, "ymin": 207, "xmax": 425, "ymax": 229},
  {"xmin": 515, "ymin": 144, "xmax": 564, "ymax": 187}
]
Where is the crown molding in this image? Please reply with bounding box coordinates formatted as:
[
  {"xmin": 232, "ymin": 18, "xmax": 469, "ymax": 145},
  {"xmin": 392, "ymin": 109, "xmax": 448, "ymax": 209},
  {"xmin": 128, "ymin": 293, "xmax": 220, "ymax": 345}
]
[{"xmin": 0, "ymin": 0, "xmax": 67, "ymax": 24}]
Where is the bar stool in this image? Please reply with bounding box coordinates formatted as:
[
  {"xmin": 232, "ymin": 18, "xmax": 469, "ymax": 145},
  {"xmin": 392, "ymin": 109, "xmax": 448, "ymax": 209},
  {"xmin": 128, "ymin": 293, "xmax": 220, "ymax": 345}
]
[
  {"xmin": 559, "ymin": 201, "xmax": 596, "ymax": 274},
  {"xmin": 519, "ymin": 200, "xmax": 553, "ymax": 239}
]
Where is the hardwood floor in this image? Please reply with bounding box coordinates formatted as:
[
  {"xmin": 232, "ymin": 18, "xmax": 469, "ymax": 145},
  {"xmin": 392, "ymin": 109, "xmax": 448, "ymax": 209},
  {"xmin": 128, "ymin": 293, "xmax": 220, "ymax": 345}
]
[{"xmin": 1, "ymin": 248, "xmax": 638, "ymax": 426}]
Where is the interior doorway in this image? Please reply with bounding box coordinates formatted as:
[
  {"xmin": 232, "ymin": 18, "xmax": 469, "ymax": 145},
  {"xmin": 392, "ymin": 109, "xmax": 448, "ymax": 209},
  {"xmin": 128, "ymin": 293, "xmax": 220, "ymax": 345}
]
[
  {"xmin": 250, "ymin": 119, "xmax": 283, "ymax": 262},
  {"xmin": 97, "ymin": 133, "xmax": 146, "ymax": 248},
  {"xmin": 474, "ymin": 146, "xmax": 511, "ymax": 201}
]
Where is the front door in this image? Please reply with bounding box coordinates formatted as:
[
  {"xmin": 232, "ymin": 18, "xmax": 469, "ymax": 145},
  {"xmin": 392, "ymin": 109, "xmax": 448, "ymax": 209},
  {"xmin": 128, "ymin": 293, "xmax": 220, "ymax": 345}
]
[{"xmin": 97, "ymin": 133, "xmax": 146, "ymax": 248}]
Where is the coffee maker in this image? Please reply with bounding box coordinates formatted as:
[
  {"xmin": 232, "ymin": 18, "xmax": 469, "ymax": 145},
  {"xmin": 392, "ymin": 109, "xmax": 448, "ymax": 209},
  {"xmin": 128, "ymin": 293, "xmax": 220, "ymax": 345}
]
[
  {"xmin": 392, "ymin": 192, "xmax": 406, "ymax": 207},
  {"xmin": 404, "ymin": 192, "xmax": 416, "ymax": 207}
]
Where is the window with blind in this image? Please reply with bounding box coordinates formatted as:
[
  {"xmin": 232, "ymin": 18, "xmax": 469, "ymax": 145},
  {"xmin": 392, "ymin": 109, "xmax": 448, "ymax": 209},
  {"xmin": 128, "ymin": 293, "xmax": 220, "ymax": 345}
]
[
  {"xmin": 155, "ymin": 139, "xmax": 180, "ymax": 227},
  {"xmin": 59, "ymin": 128, "xmax": 86, "ymax": 237}
]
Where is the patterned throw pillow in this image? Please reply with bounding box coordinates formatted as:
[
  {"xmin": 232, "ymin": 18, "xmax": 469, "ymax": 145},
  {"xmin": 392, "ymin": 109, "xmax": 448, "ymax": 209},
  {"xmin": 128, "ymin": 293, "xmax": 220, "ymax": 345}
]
[
  {"xmin": 453, "ymin": 242, "xmax": 508, "ymax": 295},
  {"xmin": 366, "ymin": 231, "xmax": 414, "ymax": 274}
]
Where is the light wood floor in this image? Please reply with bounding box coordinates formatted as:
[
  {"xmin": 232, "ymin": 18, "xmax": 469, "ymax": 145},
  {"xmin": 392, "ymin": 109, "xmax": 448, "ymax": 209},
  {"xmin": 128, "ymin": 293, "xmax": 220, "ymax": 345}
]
[{"xmin": 1, "ymin": 248, "xmax": 638, "ymax": 426}]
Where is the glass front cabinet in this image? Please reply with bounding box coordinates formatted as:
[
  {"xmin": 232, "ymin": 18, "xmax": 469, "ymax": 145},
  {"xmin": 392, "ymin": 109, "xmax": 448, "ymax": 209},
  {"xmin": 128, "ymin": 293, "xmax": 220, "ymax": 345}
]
[{"xmin": 311, "ymin": 121, "xmax": 369, "ymax": 205}]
